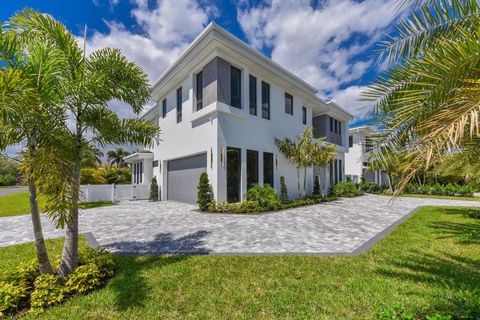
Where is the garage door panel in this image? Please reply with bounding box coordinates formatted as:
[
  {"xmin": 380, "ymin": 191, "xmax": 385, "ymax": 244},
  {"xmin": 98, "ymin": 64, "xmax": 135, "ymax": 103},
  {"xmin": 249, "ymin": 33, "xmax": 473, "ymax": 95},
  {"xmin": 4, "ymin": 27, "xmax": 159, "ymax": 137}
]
[{"xmin": 167, "ymin": 153, "xmax": 207, "ymax": 203}]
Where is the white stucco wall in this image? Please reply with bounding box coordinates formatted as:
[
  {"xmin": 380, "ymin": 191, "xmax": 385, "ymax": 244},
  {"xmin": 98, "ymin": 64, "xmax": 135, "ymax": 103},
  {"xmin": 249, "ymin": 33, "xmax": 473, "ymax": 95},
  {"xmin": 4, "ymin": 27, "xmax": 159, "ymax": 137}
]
[{"xmin": 345, "ymin": 132, "xmax": 364, "ymax": 181}]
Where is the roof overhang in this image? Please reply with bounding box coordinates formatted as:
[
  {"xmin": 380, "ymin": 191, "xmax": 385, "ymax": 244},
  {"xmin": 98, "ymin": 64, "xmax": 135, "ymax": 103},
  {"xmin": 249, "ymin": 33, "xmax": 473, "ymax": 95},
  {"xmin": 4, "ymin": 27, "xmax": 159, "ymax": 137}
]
[
  {"xmin": 124, "ymin": 151, "xmax": 154, "ymax": 163},
  {"xmin": 349, "ymin": 125, "xmax": 376, "ymax": 136}
]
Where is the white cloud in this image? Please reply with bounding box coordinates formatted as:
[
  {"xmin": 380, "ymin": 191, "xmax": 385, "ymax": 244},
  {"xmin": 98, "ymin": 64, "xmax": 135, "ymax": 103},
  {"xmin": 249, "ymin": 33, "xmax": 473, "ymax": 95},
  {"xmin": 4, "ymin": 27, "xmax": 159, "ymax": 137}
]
[
  {"xmin": 237, "ymin": 0, "xmax": 404, "ymax": 116},
  {"xmin": 330, "ymin": 85, "xmax": 371, "ymax": 117},
  {"xmin": 80, "ymin": 0, "xmax": 214, "ymax": 118}
]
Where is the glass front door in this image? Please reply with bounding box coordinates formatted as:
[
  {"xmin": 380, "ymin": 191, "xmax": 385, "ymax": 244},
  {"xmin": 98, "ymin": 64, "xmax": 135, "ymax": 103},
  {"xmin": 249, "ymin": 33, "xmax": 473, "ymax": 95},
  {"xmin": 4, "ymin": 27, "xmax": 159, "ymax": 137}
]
[{"xmin": 227, "ymin": 147, "xmax": 241, "ymax": 202}]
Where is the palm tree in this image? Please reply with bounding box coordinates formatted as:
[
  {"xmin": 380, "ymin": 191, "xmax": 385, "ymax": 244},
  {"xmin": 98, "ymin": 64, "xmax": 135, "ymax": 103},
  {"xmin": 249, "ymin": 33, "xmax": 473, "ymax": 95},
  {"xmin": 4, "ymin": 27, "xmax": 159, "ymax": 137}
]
[
  {"xmin": 107, "ymin": 147, "xmax": 130, "ymax": 168},
  {"xmin": 0, "ymin": 23, "xmax": 68, "ymax": 274},
  {"xmin": 363, "ymin": 0, "xmax": 480, "ymax": 193},
  {"xmin": 309, "ymin": 137, "xmax": 337, "ymax": 197},
  {"xmin": 82, "ymin": 143, "xmax": 104, "ymax": 168},
  {"xmin": 276, "ymin": 128, "xmax": 337, "ymax": 197},
  {"xmin": 10, "ymin": 9, "xmax": 160, "ymax": 277}
]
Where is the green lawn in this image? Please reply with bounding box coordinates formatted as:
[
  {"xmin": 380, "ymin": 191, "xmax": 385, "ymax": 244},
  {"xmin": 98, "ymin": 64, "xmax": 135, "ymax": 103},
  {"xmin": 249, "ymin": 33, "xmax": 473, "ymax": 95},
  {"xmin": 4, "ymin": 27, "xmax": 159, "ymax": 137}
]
[
  {"xmin": 1, "ymin": 206, "xmax": 479, "ymax": 319},
  {"xmin": 0, "ymin": 191, "xmax": 114, "ymax": 217}
]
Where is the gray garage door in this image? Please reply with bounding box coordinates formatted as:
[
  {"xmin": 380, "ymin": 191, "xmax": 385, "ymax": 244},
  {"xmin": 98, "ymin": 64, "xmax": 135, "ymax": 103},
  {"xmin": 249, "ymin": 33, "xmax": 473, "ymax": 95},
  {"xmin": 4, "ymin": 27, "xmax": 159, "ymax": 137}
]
[{"xmin": 167, "ymin": 153, "xmax": 207, "ymax": 203}]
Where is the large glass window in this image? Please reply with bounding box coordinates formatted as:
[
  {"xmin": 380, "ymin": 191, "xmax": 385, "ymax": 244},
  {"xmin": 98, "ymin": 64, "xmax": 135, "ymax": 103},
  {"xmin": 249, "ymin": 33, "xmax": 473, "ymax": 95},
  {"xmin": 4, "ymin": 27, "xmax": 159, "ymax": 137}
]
[
  {"xmin": 262, "ymin": 81, "xmax": 270, "ymax": 120},
  {"xmin": 162, "ymin": 98, "xmax": 167, "ymax": 118},
  {"xmin": 196, "ymin": 71, "xmax": 203, "ymax": 111},
  {"xmin": 302, "ymin": 106, "xmax": 307, "ymax": 125},
  {"xmin": 176, "ymin": 87, "xmax": 182, "ymax": 123},
  {"xmin": 263, "ymin": 152, "xmax": 274, "ymax": 187},
  {"xmin": 285, "ymin": 93, "xmax": 293, "ymax": 115},
  {"xmin": 230, "ymin": 66, "xmax": 241, "ymax": 109},
  {"xmin": 249, "ymin": 75, "xmax": 257, "ymax": 115},
  {"xmin": 227, "ymin": 147, "xmax": 241, "ymax": 202},
  {"xmin": 247, "ymin": 150, "xmax": 258, "ymax": 190},
  {"xmin": 339, "ymin": 159, "xmax": 343, "ymax": 182}
]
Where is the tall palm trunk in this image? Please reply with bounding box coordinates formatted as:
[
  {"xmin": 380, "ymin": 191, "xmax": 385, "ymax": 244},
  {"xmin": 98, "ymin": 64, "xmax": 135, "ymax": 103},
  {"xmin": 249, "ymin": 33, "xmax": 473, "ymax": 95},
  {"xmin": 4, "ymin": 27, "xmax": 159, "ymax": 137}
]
[
  {"xmin": 27, "ymin": 134, "xmax": 54, "ymax": 274},
  {"xmin": 303, "ymin": 167, "xmax": 307, "ymax": 197},
  {"xmin": 59, "ymin": 128, "xmax": 82, "ymax": 278},
  {"xmin": 387, "ymin": 173, "xmax": 394, "ymax": 193},
  {"xmin": 319, "ymin": 166, "xmax": 326, "ymax": 197},
  {"xmin": 296, "ymin": 168, "xmax": 301, "ymax": 198}
]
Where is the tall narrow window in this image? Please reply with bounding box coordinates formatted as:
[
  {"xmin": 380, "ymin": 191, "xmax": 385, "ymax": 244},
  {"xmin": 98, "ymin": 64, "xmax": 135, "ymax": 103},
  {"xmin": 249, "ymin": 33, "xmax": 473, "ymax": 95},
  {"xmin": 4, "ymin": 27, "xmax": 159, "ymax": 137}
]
[
  {"xmin": 302, "ymin": 106, "xmax": 307, "ymax": 125},
  {"xmin": 140, "ymin": 162, "xmax": 143, "ymax": 184},
  {"xmin": 262, "ymin": 81, "xmax": 270, "ymax": 120},
  {"xmin": 227, "ymin": 147, "xmax": 241, "ymax": 203},
  {"xmin": 339, "ymin": 159, "xmax": 343, "ymax": 182},
  {"xmin": 162, "ymin": 98, "xmax": 167, "ymax": 118},
  {"xmin": 285, "ymin": 93, "xmax": 293, "ymax": 115},
  {"xmin": 247, "ymin": 150, "xmax": 259, "ymax": 190},
  {"xmin": 330, "ymin": 117, "xmax": 334, "ymax": 132},
  {"xmin": 196, "ymin": 71, "xmax": 203, "ymax": 111},
  {"xmin": 349, "ymin": 135, "xmax": 353, "ymax": 148},
  {"xmin": 334, "ymin": 119, "xmax": 338, "ymax": 133},
  {"xmin": 338, "ymin": 121, "xmax": 342, "ymax": 135},
  {"xmin": 334, "ymin": 159, "xmax": 338, "ymax": 184},
  {"xmin": 176, "ymin": 87, "xmax": 182, "ymax": 123},
  {"xmin": 263, "ymin": 152, "xmax": 274, "ymax": 187},
  {"xmin": 230, "ymin": 66, "xmax": 241, "ymax": 109},
  {"xmin": 249, "ymin": 75, "xmax": 257, "ymax": 115}
]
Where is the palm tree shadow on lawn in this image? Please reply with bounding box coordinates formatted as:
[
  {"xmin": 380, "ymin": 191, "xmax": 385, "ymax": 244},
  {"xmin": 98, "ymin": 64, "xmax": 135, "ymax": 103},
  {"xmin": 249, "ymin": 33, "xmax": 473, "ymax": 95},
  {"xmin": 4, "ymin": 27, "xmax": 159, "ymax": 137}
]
[{"xmin": 104, "ymin": 230, "xmax": 211, "ymax": 311}]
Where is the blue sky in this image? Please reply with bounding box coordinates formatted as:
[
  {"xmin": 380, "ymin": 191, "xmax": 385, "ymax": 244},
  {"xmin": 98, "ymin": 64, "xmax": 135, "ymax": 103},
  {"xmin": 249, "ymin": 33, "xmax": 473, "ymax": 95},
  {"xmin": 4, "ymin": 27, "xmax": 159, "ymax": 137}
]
[{"xmin": 1, "ymin": 0, "xmax": 404, "ymax": 151}]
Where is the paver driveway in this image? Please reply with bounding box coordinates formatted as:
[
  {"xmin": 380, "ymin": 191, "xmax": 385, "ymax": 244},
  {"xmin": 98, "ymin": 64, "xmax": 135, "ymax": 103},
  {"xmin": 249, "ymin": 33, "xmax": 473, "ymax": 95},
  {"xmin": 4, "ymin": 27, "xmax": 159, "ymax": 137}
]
[{"xmin": 0, "ymin": 195, "xmax": 478, "ymax": 255}]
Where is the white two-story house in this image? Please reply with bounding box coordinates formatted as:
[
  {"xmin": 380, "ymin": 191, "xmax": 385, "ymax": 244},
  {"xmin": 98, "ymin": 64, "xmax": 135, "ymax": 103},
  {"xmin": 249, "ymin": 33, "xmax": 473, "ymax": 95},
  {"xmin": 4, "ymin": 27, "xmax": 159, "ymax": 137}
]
[
  {"xmin": 345, "ymin": 125, "xmax": 387, "ymax": 185},
  {"xmin": 125, "ymin": 23, "xmax": 353, "ymax": 203}
]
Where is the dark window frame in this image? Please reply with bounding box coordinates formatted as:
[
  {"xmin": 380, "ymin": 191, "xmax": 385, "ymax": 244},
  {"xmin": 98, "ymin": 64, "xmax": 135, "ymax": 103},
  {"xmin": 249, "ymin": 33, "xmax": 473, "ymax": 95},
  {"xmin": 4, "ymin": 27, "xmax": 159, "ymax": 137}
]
[
  {"xmin": 230, "ymin": 66, "xmax": 242, "ymax": 109},
  {"xmin": 162, "ymin": 98, "xmax": 167, "ymax": 119},
  {"xmin": 176, "ymin": 87, "xmax": 182, "ymax": 123},
  {"xmin": 339, "ymin": 121, "xmax": 342, "ymax": 135},
  {"xmin": 349, "ymin": 135, "xmax": 353, "ymax": 148},
  {"xmin": 262, "ymin": 81, "xmax": 270, "ymax": 120},
  {"xmin": 285, "ymin": 92, "xmax": 293, "ymax": 115},
  {"xmin": 330, "ymin": 117, "xmax": 334, "ymax": 132},
  {"xmin": 249, "ymin": 75, "xmax": 257, "ymax": 115},
  {"xmin": 334, "ymin": 119, "xmax": 338, "ymax": 134},
  {"xmin": 196, "ymin": 71, "xmax": 203, "ymax": 111},
  {"xmin": 302, "ymin": 106, "xmax": 307, "ymax": 125},
  {"xmin": 263, "ymin": 152, "xmax": 274, "ymax": 187},
  {"xmin": 247, "ymin": 150, "xmax": 259, "ymax": 190}
]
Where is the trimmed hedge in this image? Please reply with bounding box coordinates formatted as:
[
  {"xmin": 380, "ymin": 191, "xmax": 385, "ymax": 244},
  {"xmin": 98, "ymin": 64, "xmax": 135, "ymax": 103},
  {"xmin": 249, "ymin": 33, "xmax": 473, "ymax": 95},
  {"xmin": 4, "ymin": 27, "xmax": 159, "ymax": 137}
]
[
  {"xmin": 0, "ymin": 248, "xmax": 115, "ymax": 317},
  {"xmin": 404, "ymin": 183, "xmax": 474, "ymax": 197},
  {"xmin": 333, "ymin": 181, "xmax": 363, "ymax": 197}
]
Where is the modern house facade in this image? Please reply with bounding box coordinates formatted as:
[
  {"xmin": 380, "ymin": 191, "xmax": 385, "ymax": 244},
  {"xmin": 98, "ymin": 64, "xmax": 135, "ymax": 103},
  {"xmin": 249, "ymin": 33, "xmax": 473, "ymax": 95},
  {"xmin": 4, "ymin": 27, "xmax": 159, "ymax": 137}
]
[
  {"xmin": 125, "ymin": 23, "xmax": 353, "ymax": 203},
  {"xmin": 345, "ymin": 125, "xmax": 387, "ymax": 185}
]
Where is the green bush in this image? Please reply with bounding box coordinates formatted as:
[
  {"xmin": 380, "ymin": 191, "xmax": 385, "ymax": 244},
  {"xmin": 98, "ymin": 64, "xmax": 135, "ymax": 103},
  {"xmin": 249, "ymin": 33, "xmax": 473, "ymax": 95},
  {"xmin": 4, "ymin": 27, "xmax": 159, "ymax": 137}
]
[
  {"xmin": 360, "ymin": 183, "xmax": 385, "ymax": 194},
  {"xmin": 246, "ymin": 185, "xmax": 279, "ymax": 207},
  {"xmin": 0, "ymin": 282, "xmax": 29, "ymax": 317},
  {"xmin": 30, "ymin": 274, "xmax": 64, "ymax": 313},
  {"xmin": 149, "ymin": 176, "xmax": 159, "ymax": 201},
  {"xmin": 0, "ymin": 248, "xmax": 114, "ymax": 317},
  {"xmin": 333, "ymin": 181, "xmax": 363, "ymax": 197},
  {"xmin": 279, "ymin": 176, "xmax": 289, "ymax": 204},
  {"xmin": 197, "ymin": 172, "xmax": 213, "ymax": 211},
  {"xmin": 403, "ymin": 183, "xmax": 474, "ymax": 197}
]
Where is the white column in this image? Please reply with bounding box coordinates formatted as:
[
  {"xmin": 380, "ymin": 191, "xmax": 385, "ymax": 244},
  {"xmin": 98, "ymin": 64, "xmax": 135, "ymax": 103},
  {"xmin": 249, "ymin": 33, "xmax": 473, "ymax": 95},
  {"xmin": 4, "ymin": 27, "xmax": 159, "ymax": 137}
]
[{"xmin": 242, "ymin": 66, "xmax": 249, "ymax": 111}]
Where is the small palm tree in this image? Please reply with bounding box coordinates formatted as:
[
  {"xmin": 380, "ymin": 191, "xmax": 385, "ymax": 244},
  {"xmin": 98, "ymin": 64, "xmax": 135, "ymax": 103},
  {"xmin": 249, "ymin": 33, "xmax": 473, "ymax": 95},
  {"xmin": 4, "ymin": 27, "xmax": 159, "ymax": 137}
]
[
  {"xmin": 107, "ymin": 147, "xmax": 130, "ymax": 168},
  {"xmin": 11, "ymin": 9, "xmax": 161, "ymax": 277},
  {"xmin": 275, "ymin": 137, "xmax": 303, "ymax": 197},
  {"xmin": 82, "ymin": 143, "xmax": 104, "ymax": 168}
]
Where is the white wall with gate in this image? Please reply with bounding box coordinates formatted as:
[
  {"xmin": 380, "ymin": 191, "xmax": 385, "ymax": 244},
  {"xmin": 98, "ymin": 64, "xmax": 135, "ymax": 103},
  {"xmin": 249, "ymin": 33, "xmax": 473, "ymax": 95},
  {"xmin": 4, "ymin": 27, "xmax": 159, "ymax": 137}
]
[{"xmin": 79, "ymin": 184, "xmax": 150, "ymax": 203}]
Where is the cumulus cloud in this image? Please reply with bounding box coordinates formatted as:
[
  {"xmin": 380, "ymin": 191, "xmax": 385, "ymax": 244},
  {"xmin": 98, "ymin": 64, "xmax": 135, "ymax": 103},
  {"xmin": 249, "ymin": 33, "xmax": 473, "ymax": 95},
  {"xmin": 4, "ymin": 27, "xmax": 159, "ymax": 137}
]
[
  {"xmin": 237, "ymin": 0, "xmax": 403, "ymax": 115},
  {"xmin": 80, "ymin": 0, "xmax": 214, "ymax": 118}
]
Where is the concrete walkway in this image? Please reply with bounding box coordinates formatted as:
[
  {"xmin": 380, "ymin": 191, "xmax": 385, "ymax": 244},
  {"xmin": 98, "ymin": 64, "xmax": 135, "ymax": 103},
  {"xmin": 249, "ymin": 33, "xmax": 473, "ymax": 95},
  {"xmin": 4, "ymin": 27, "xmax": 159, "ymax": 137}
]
[
  {"xmin": 0, "ymin": 186, "xmax": 28, "ymax": 196},
  {"xmin": 0, "ymin": 195, "xmax": 478, "ymax": 255}
]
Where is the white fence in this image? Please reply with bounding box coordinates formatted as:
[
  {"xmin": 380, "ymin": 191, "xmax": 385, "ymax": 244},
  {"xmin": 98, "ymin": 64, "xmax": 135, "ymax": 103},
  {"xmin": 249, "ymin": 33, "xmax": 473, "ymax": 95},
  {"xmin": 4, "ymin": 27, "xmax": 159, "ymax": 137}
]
[{"xmin": 79, "ymin": 184, "xmax": 150, "ymax": 203}]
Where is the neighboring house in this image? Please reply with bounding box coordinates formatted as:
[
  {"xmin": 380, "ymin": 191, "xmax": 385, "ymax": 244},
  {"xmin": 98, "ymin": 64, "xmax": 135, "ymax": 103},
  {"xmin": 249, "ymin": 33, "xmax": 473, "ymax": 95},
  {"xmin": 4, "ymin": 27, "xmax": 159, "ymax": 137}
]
[
  {"xmin": 125, "ymin": 22, "xmax": 353, "ymax": 203},
  {"xmin": 345, "ymin": 125, "xmax": 387, "ymax": 185}
]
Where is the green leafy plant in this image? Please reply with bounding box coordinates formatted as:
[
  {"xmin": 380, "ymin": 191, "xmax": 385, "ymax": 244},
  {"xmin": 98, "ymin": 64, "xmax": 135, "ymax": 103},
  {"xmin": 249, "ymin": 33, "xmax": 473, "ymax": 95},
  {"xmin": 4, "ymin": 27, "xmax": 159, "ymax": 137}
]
[
  {"xmin": 0, "ymin": 281, "xmax": 29, "ymax": 317},
  {"xmin": 246, "ymin": 185, "xmax": 279, "ymax": 208},
  {"xmin": 333, "ymin": 181, "xmax": 363, "ymax": 197},
  {"xmin": 30, "ymin": 274, "xmax": 64, "ymax": 314},
  {"xmin": 279, "ymin": 176, "xmax": 289, "ymax": 204},
  {"xmin": 197, "ymin": 172, "xmax": 212, "ymax": 211},
  {"xmin": 64, "ymin": 264, "xmax": 102, "ymax": 295},
  {"xmin": 361, "ymin": 183, "xmax": 385, "ymax": 194},
  {"xmin": 149, "ymin": 176, "xmax": 159, "ymax": 202}
]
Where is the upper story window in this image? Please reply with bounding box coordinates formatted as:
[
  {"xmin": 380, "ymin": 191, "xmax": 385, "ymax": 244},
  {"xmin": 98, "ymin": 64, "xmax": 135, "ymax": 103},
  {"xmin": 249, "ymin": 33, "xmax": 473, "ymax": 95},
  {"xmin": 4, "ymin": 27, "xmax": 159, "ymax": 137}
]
[
  {"xmin": 262, "ymin": 81, "xmax": 270, "ymax": 120},
  {"xmin": 285, "ymin": 93, "xmax": 293, "ymax": 115},
  {"xmin": 330, "ymin": 117, "xmax": 342, "ymax": 135},
  {"xmin": 349, "ymin": 135, "xmax": 353, "ymax": 148},
  {"xmin": 176, "ymin": 87, "xmax": 182, "ymax": 123},
  {"xmin": 302, "ymin": 106, "xmax": 307, "ymax": 125},
  {"xmin": 230, "ymin": 66, "xmax": 241, "ymax": 109},
  {"xmin": 334, "ymin": 119, "xmax": 338, "ymax": 133},
  {"xmin": 196, "ymin": 71, "xmax": 203, "ymax": 111},
  {"xmin": 162, "ymin": 98, "xmax": 167, "ymax": 118},
  {"xmin": 249, "ymin": 75, "xmax": 257, "ymax": 115},
  {"xmin": 330, "ymin": 117, "xmax": 334, "ymax": 131}
]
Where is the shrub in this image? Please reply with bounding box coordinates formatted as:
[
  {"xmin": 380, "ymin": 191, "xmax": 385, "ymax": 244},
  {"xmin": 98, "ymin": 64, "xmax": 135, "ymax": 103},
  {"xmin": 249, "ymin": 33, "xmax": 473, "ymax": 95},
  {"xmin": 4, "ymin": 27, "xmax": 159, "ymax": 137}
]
[
  {"xmin": 334, "ymin": 181, "xmax": 363, "ymax": 197},
  {"xmin": 30, "ymin": 274, "xmax": 64, "ymax": 313},
  {"xmin": 197, "ymin": 172, "xmax": 212, "ymax": 211},
  {"xmin": 403, "ymin": 183, "xmax": 474, "ymax": 197},
  {"xmin": 313, "ymin": 176, "xmax": 320, "ymax": 195},
  {"xmin": 279, "ymin": 176, "xmax": 289, "ymax": 204},
  {"xmin": 361, "ymin": 182, "xmax": 384, "ymax": 194},
  {"xmin": 0, "ymin": 281, "xmax": 29, "ymax": 317},
  {"xmin": 468, "ymin": 210, "xmax": 480, "ymax": 219},
  {"xmin": 149, "ymin": 176, "xmax": 159, "ymax": 201},
  {"xmin": 247, "ymin": 185, "xmax": 278, "ymax": 207},
  {"xmin": 64, "ymin": 264, "xmax": 102, "ymax": 295}
]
